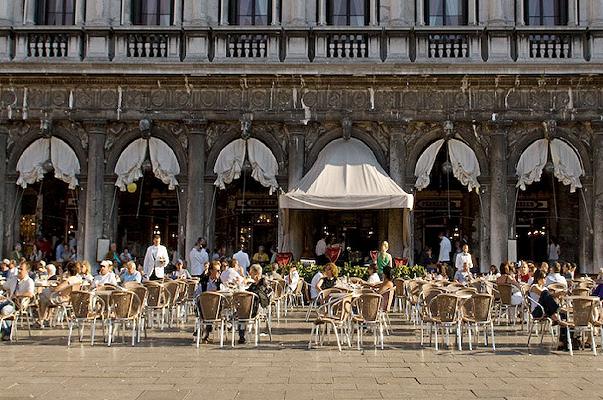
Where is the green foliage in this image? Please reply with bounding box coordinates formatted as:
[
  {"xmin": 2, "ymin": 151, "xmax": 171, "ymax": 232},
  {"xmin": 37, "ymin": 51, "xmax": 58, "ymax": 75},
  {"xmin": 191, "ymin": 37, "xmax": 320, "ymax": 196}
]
[
  {"xmin": 392, "ymin": 264, "xmax": 427, "ymax": 279},
  {"xmin": 282, "ymin": 261, "xmax": 426, "ymax": 282}
]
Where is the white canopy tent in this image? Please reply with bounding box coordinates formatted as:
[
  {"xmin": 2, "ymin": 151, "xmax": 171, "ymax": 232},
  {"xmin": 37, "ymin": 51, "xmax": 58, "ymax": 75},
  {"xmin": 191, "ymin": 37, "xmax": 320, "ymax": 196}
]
[
  {"xmin": 414, "ymin": 138, "xmax": 481, "ymax": 193},
  {"xmin": 114, "ymin": 137, "xmax": 181, "ymax": 191},
  {"xmin": 279, "ymin": 138, "xmax": 413, "ymax": 256},
  {"xmin": 16, "ymin": 137, "xmax": 81, "ymax": 189},
  {"xmin": 515, "ymin": 138, "xmax": 584, "ymax": 193},
  {"xmin": 213, "ymin": 138, "xmax": 279, "ymax": 194}
]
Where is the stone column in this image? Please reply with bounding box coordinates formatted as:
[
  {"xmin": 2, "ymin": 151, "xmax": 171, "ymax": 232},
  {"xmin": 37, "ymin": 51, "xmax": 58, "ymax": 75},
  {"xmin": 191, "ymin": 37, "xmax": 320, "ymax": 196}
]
[
  {"xmin": 271, "ymin": 0, "xmax": 280, "ymax": 25},
  {"xmin": 389, "ymin": 0, "xmax": 414, "ymax": 26},
  {"xmin": 76, "ymin": 182, "xmax": 86, "ymax": 261},
  {"xmin": 507, "ymin": 180, "xmax": 518, "ymax": 259},
  {"xmin": 177, "ymin": 185, "xmax": 187, "ymax": 259},
  {"xmin": 592, "ymin": 0, "xmax": 603, "ymax": 25},
  {"xmin": 183, "ymin": 0, "xmax": 208, "ymax": 25},
  {"xmin": 578, "ymin": 183, "xmax": 594, "ymax": 273},
  {"xmin": 286, "ymin": 125, "xmax": 305, "ymax": 260},
  {"xmin": 467, "ymin": 0, "xmax": 477, "ymax": 25},
  {"xmin": 489, "ymin": 130, "xmax": 509, "ymax": 267},
  {"xmin": 75, "ymin": 0, "xmax": 86, "ymax": 25},
  {"xmin": 83, "ymin": 121, "xmax": 106, "ymax": 264},
  {"xmin": 220, "ymin": 0, "xmax": 229, "ymax": 25},
  {"xmin": 317, "ymin": 0, "xmax": 326, "ymax": 25},
  {"xmin": 173, "ymin": 0, "xmax": 183, "ymax": 25},
  {"xmin": 479, "ymin": 182, "xmax": 490, "ymax": 273},
  {"xmin": 204, "ymin": 181, "xmax": 216, "ymax": 251},
  {"xmin": 184, "ymin": 119, "xmax": 207, "ymax": 262},
  {"xmin": 515, "ymin": 0, "xmax": 524, "ymax": 25},
  {"xmin": 85, "ymin": 0, "xmax": 111, "ymax": 26},
  {"xmin": 387, "ymin": 124, "xmax": 406, "ymax": 259},
  {"xmin": 0, "ymin": 1, "xmax": 13, "ymax": 25},
  {"xmin": 369, "ymin": 0, "xmax": 378, "ymax": 26},
  {"xmin": 282, "ymin": 0, "xmax": 306, "ymax": 25},
  {"xmin": 23, "ymin": 0, "xmax": 36, "ymax": 24},
  {"xmin": 567, "ymin": 0, "xmax": 578, "ymax": 26},
  {"xmin": 0, "ymin": 124, "xmax": 7, "ymax": 253},
  {"xmin": 416, "ymin": 0, "xmax": 424, "ymax": 25},
  {"xmin": 592, "ymin": 125, "xmax": 603, "ymax": 273}
]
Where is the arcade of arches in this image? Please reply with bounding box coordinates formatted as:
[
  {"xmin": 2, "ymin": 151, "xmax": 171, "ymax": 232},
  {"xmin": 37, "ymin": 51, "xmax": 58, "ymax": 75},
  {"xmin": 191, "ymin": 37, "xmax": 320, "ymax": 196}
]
[{"xmin": 2, "ymin": 119, "xmax": 601, "ymax": 275}]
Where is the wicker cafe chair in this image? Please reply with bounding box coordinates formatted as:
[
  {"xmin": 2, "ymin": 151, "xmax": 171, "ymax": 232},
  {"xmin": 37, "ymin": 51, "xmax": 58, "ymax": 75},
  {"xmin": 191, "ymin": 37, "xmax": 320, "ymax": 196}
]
[
  {"xmin": 67, "ymin": 291, "xmax": 104, "ymax": 346},
  {"xmin": 526, "ymin": 296, "xmax": 556, "ymax": 347},
  {"xmin": 592, "ymin": 302, "xmax": 603, "ymax": 354},
  {"xmin": 0, "ymin": 296, "xmax": 33, "ymax": 342},
  {"xmin": 130, "ymin": 285, "xmax": 148, "ymax": 341},
  {"xmin": 393, "ymin": 278, "xmax": 406, "ymax": 314},
  {"xmin": 406, "ymin": 280, "xmax": 424, "ymax": 324},
  {"xmin": 495, "ymin": 283, "xmax": 521, "ymax": 325},
  {"xmin": 379, "ymin": 286, "xmax": 396, "ymax": 335},
  {"xmin": 428, "ymin": 294, "xmax": 462, "ymax": 351},
  {"xmin": 305, "ymin": 287, "xmax": 343, "ymax": 322},
  {"xmin": 462, "ymin": 294, "xmax": 495, "ymax": 351},
  {"xmin": 107, "ymin": 290, "xmax": 142, "ymax": 346},
  {"xmin": 15, "ymin": 296, "xmax": 33, "ymax": 338},
  {"xmin": 352, "ymin": 293, "xmax": 384, "ymax": 350},
  {"xmin": 182, "ymin": 279, "xmax": 198, "ymax": 319},
  {"xmin": 288, "ymin": 279, "xmax": 306, "ymax": 308},
  {"xmin": 123, "ymin": 281, "xmax": 142, "ymax": 290},
  {"xmin": 143, "ymin": 281, "xmax": 169, "ymax": 330},
  {"xmin": 308, "ymin": 294, "xmax": 353, "ymax": 352},
  {"xmin": 196, "ymin": 292, "xmax": 226, "ymax": 348},
  {"xmin": 571, "ymin": 287, "xmax": 590, "ymax": 297},
  {"xmin": 418, "ymin": 287, "xmax": 444, "ymax": 347},
  {"xmin": 269, "ymin": 279, "xmax": 287, "ymax": 323},
  {"xmin": 559, "ymin": 296, "xmax": 599, "ymax": 356},
  {"xmin": 231, "ymin": 291, "xmax": 260, "ymax": 347},
  {"xmin": 163, "ymin": 280, "xmax": 181, "ymax": 327}
]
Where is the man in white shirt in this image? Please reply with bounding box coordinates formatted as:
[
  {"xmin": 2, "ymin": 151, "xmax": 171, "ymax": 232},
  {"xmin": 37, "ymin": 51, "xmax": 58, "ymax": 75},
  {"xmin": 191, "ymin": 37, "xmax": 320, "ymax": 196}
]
[
  {"xmin": 315, "ymin": 235, "xmax": 327, "ymax": 264},
  {"xmin": 233, "ymin": 245, "xmax": 250, "ymax": 276},
  {"xmin": 455, "ymin": 244, "xmax": 473, "ymax": 272},
  {"xmin": 220, "ymin": 263, "xmax": 243, "ymax": 285},
  {"xmin": 438, "ymin": 232, "xmax": 451, "ymax": 263},
  {"xmin": 143, "ymin": 235, "xmax": 169, "ymax": 280},
  {"xmin": 1, "ymin": 262, "xmax": 34, "ymax": 340},
  {"xmin": 189, "ymin": 237, "xmax": 209, "ymax": 278},
  {"xmin": 545, "ymin": 263, "xmax": 568, "ymax": 288},
  {"xmin": 548, "ymin": 238, "xmax": 560, "ymax": 265},
  {"xmin": 309, "ymin": 270, "xmax": 323, "ymax": 300},
  {"xmin": 93, "ymin": 260, "xmax": 118, "ymax": 287}
]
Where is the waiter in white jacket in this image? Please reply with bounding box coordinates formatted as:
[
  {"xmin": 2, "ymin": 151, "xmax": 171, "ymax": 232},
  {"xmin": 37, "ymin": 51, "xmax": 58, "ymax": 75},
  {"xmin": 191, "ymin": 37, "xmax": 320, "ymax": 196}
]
[
  {"xmin": 143, "ymin": 234, "xmax": 169, "ymax": 280},
  {"xmin": 455, "ymin": 244, "xmax": 473, "ymax": 272}
]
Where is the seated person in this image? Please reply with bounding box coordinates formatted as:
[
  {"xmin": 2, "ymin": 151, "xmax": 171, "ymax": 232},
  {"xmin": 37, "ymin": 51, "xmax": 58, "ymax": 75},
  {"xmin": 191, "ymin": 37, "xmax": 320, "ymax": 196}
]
[
  {"xmin": 195, "ymin": 261, "xmax": 223, "ymax": 343},
  {"xmin": 528, "ymin": 270, "xmax": 547, "ymax": 312},
  {"xmin": 496, "ymin": 263, "xmax": 524, "ymax": 306},
  {"xmin": 170, "ymin": 259, "xmax": 192, "ymax": 280},
  {"xmin": 239, "ymin": 264, "xmax": 272, "ymax": 344},
  {"xmin": 454, "ymin": 262, "xmax": 473, "ymax": 285},
  {"xmin": 545, "ymin": 263, "xmax": 568, "ymax": 288},
  {"xmin": 78, "ymin": 261, "xmax": 94, "ymax": 284},
  {"xmin": 1, "ymin": 262, "xmax": 35, "ymax": 340},
  {"xmin": 267, "ymin": 263, "xmax": 282, "ymax": 280},
  {"xmin": 372, "ymin": 266, "xmax": 395, "ymax": 311},
  {"xmin": 252, "ymin": 246, "xmax": 270, "ymax": 265},
  {"xmin": 93, "ymin": 260, "xmax": 118, "ymax": 287},
  {"xmin": 532, "ymin": 279, "xmax": 572, "ymax": 351},
  {"xmin": 434, "ymin": 263, "xmax": 449, "ymax": 281},
  {"xmin": 366, "ymin": 263, "xmax": 381, "ymax": 285},
  {"xmin": 220, "ymin": 259, "xmax": 243, "ymax": 286},
  {"xmin": 592, "ymin": 268, "xmax": 603, "ymax": 300},
  {"xmin": 309, "ymin": 268, "xmax": 324, "ymax": 301},
  {"xmin": 316, "ymin": 263, "xmax": 338, "ymax": 291},
  {"xmin": 120, "ymin": 261, "xmax": 142, "ymax": 284},
  {"xmin": 284, "ymin": 265, "xmax": 300, "ymax": 293},
  {"xmin": 38, "ymin": 261, "xmax": 82, "ymax": 326}
]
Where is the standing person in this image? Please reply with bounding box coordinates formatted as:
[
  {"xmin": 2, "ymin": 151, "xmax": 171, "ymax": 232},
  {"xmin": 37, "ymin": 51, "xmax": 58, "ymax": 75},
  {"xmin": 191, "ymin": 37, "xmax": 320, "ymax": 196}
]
[
  {"xmin": 548, "ymin": 238, "xmax": 560, "ymax": 266},
  {"xmin": 315, "ymin": 234, "xmax": 327, "ymax": 265},
  {"xmin": 454, "ymin": 244, "xmax": 473, "ymax": 272},
  {"xmin": 376, "ymin": 241, "xmax": 393, "ymax": 275},
  {"xmin": 233, "ymin": 244, "xmax": 250, "ymax": 276},
  {"xmin": 437, "ymin": 232, "xmax": 451, "ymax": 264},
  {"xmin": 189, "ymin": 238, "xmax": 209, "ymax": 279},
  {"xmin": 55, "ymin": 239, "xmax": 67, "ymax": 263},
  {"xmin": 142, "ymin": 235, "xmax": 169, "ymax": 281},
  {"xmin": 10, "ymin": 244, "xmax": 23, "ymax": 262},
  {"xmin": 252, "ymin": 246, "xmax": 270, "ymax": 265}
]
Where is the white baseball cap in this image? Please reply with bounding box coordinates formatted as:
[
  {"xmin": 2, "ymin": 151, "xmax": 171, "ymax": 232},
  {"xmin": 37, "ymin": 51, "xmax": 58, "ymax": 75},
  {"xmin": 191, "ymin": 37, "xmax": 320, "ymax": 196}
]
[
  {"xmin": 100, "ymin": 260, "xmax": 112, "ymax": 268},
  {"xmin": 2, "ymin": 259, "xmax": 9, "ymax": 265}
]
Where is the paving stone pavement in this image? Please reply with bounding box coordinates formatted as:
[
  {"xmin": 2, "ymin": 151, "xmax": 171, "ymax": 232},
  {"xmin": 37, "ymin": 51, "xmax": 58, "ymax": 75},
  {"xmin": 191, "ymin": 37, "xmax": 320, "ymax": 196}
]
[{"xmin": 1, "ymin": 310, "xmax": 601, "ymax": 400}]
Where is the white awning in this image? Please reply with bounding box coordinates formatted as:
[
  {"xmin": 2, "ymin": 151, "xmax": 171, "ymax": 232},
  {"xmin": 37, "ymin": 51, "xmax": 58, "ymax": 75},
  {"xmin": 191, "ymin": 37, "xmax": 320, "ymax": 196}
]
[
  {"xmin": 214, "ymin": 138, "xmax": 279, "ymax": 194},
  {"xmin": 114, "ymin": 138, "xmax": 180, "ymax": 191},
  {"xmin": 280, "ymin": 138, "xmax": 413, "ymax": 210},
  {"xmin": 414, "ymin": 138, "xmax": 481, "ymax": 193},
  {"xmin": 16, "ymin": 137, "xmax": 80, "ymax": 189},
  {"xmin": 515, "ymin": 138, "xmax": 583, "ymax": 193}
]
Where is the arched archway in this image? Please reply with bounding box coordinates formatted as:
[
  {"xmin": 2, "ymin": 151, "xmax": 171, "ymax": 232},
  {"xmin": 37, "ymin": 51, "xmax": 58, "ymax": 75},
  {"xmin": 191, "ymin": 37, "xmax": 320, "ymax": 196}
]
[
  {"xmin": 211, "ymin": 137, "xmax": 281, "ymax": 260},
  {"xmin": 412, "ymin": 137, "xmax": 484, "ymax": 270},
  {"xmin": 513, "ymin": 136, "xmax": 586, "ymax": 265},
  {"xmin": 111, "ymin": 136, "xmax": 183, "ymax": 261},
  {"xmin": 14, "ymin": 136, "xmax": 82, "ymax": 262}
]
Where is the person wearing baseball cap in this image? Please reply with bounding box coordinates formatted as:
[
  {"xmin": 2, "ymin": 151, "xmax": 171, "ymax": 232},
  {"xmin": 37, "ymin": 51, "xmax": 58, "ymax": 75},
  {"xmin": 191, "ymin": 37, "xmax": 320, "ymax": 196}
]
[{"xmin": 93, "ymin": 260, "xmax": 118, "ymax": 287}]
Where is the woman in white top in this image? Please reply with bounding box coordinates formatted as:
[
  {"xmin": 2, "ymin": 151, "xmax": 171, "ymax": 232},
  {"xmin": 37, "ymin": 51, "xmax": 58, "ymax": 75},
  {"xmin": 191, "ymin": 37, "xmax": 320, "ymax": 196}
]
[
  {"xmin": 38, "ymin": 262, "xmax": 82, "ymax": 325},
  {"xmin": 284, "ymin": 265, "xmax": 300, "ymax": 292},
  {"xmin": 366, "ymin": 263, "xmax": 381, "ymax": 285},
  {"xmin": 496, "ymin": 263, "xmax": 524, "ymax": 306}
]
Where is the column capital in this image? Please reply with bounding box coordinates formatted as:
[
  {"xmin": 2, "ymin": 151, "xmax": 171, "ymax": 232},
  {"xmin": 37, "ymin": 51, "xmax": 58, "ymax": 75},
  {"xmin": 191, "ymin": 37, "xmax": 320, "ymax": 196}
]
[
  {"xmin": 184, "ymin": 118, "xmax": 208, "ymax": 134},
  {"xmin": 591, "ymin": 120, "xmax": 603, "ymax": 133},
  {"xmin": 284, "ymin": 123, "xmax": 306, "ymax": 137},
  {"xmin": 82, "ymin": 120, "xmax": 107, "ymax": 135}
]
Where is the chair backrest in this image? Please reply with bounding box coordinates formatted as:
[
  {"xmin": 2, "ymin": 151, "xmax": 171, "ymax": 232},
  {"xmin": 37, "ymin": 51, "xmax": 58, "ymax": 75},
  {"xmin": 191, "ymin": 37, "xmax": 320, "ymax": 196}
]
[
  {"xmin": 455, "ymin": 288, "xmax": 478, "ymax": 297},
  {"xmin": 96, "ymin": 284, "xmax": 119, "ymax": 291},
  {"xmin": 175, "ymin": 280, "xmax": 188, "ymax": 303},
  {"xmin": 273, "ymin": 279, "xmax": 286, "ymax": 299},
  {"xmin": 232, "ymin": 291, "xmax": 256, "ymax": 320},
  {"xmin": 164, "ymin": 281, "xmax": 180, "ymax": 306},
  {"xmin": 123, "ymin": 281, "xmax": 142, "ymax": 290},
  {"xmin": 469, "ymin": 294, "xmax": 493, "ymax": 322},
  {"xmin": 326, "ymin": 295, "xmax": 352, "ymax": 322},
  {"xmin": 144, "ymin": 282, "xmax": 166, "ymax": 307},
  {"xmin": 355, "ymin": 293, "xmax": 381, "ymax": 323},
  {"xmin": 110, "ymin": 291, "xmax": 136, "ymax": 319},
  {"xmin": 293, "ymin": 278, "xmax": 305, "ymax": 295},
  {"xmin": 421, "ymin": 287, "xmax": 444, "ymax": 309},
  {"xmin": 548, "ymin": 282, "xmax": 567, "ymax": 292},
  {"xmin": 70, "ymin": 290, "xmax": 94, "ymax": 319},
  {"xmin": 406, "ymin": 280, "xmax": 423, "ymax": 305},
  {"xmin": 393, "ymin": 278, "xmax": 405, "ymax": 297},
  {"xmin": 434, "ymin": 294, "xmax": 460, "ymax": 323},
  {"xmin": 349, "ymin": 277, "xmax": 365, "ymax": 285},
  {"xmin": 197, "ymin": 292, "xmax": 223, "ymax": 321},
  {"xmin": 496, "ymin": 283, "xmax": 514, "ymax": 305},
  {"xmin": 571, "ymin": 287, "xmax": 589, "ymax": 297},
  {"xmin": 570, "ymin": 297, "xmax": 597, "ymax": 326},
  {"xmin": 131, "ymin": 286, "xmax": 148, "ymax": 308},
  {"xmin": 318, "ymin": 288, "xmax": 343, "ymax": 304},
  {"xmin": 184, "ymin": 280, "xmax": 198, "ymax": 301}
]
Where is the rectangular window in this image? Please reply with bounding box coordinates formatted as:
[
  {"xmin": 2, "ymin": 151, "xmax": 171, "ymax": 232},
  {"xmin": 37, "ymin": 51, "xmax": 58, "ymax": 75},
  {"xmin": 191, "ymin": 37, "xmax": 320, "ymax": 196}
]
[
  {"xmin": 36, "ymin": 0, "xmax": 75, "ymax": 25},
  {"xmin": 327, "ymin": 0, "xmax": 368, "ymax": 26},
  {"xmin": 230, "ymin": 0, "xmax": 271, "ymax": 25},
  {"xmin": 525, "ymin": 0, "xmax": 568, "ymax": 25},
  {"xmin": 133, "ymin": 0, "xmax": 173, "ymax": 26},
  {"xmin": 425, "ymin": 0, "xmax": 468, "ymax": 26}
]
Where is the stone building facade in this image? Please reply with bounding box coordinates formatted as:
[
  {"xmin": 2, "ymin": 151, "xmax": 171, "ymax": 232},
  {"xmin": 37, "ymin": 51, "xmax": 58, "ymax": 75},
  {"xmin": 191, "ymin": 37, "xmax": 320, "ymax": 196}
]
[{"xmin": 0, "ymin": 0, "xmax": 602, "ymax": 273}]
